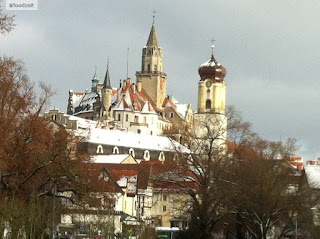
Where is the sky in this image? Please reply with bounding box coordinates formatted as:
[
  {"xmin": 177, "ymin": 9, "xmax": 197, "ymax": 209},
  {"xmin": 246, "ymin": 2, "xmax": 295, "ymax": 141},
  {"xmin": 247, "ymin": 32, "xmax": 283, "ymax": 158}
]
[{"xmin": 1, "ymin": 0, "xmax": 320, "ymax": 160}]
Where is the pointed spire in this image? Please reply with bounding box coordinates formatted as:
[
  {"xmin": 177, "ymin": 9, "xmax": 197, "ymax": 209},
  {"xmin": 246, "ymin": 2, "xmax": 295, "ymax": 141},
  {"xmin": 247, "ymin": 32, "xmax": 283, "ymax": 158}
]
[
  {"xmin": 146, "ymin": 23, "xmax": 160, "ymax": 47},
  {"xmin": 103, "ymin": 60, "xmax": 112, "ymax": 90},
  {"xmin": 92, "ymin": 66, "xmax": 98, "ymax": 82}
]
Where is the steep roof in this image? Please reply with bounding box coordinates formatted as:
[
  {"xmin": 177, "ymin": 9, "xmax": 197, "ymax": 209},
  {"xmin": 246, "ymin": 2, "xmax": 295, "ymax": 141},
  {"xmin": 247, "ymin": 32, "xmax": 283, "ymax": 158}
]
[
  {"xmin": 146, "ymin": 23, "xmax": 160, "ymax": 47},
  {"xmin": 103, "ymin": 67, "xmax": 112, "ymax": 90}
]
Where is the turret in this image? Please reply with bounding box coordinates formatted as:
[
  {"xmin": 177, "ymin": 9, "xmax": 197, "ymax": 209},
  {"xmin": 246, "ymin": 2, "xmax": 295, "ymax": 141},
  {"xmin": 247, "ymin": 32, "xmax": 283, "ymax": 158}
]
[
  {"xmin": 101, "ymin": 64, "xmax": 113, "ymax": 116},
  {"xmin": 91, "ymin": 69, "xmax": 99, "ymax": 92}
]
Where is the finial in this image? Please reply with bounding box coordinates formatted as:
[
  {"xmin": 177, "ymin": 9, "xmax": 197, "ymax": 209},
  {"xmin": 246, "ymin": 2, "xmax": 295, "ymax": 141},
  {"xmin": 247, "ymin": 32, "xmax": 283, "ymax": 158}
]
[
  {"xmin": 210, "ymin": 38, "xmax": 215, "ymax": 56},
  {"xmin": 107, "ymin": 58, "xmax": 109, "ymax": 70},
  {"xmin": 153, "ymin": 10, "xmax": 156, "ymax": 24}
]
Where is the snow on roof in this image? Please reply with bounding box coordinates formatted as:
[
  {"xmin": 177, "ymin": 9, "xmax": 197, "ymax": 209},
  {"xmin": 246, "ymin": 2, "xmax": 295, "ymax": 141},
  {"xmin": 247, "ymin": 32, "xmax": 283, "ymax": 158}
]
[
  {"xmin": 305, "ymin": 165, "xmax": 320, "ymax": 188},
  {"xmin": 90, "ymin": 154, "xmax": 131, "ymax": 164},
  {"xmin": 84, "ymin": 128, "xmax": 190, "ymax": 153},
  {"xmin": 175, "ymin": 103, "xmax": 189, "ymax": 119},
  {"xmin": 70, "ymin": 92, "xmax": 84, "ymax": 112},
  {"xmin": 68, "ymin": 115, "xmax": 98, "ymax": 129},
  {"xmin": 200, "ymin": 59, "xmax": 221, "ymax": 67}
]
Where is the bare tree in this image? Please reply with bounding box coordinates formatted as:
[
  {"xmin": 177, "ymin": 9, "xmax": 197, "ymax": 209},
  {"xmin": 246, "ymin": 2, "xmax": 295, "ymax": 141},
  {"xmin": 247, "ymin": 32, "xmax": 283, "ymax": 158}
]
[{"xmin": 0, "ymin": 0, "xmax": 15, "ymax": 35}]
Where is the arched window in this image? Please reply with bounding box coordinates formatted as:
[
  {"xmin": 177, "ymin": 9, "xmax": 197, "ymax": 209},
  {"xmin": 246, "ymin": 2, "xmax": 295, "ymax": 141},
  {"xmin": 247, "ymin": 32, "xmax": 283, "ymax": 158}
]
[
  {"xmin": 143, "ymin": 150, "xmax": 150, "ymax": 161},
  {"xmin": 147, "ymin": 64, "xmax": 151, "ymax": 72},
  {"xmin": 96, "ymin": 145, "xmax": 104, "ymax": 154},
  {"xmin": 113, "ymin": 146, "xmax": 119, "ymax": 154},
  {"xmin": 154, "ymin": 64, "xmax": 157, "ymax": 71},
  {"xmin": 173, "ymin": 153, "xmax": 179, "ymax": 161},
  {"xmin": 205, "ymin": 100, "xmax": 211, "ymax": 109},
  {"xmin": 129, "ymin": 148, "xmax": 135, "ymax": 157},
  {"xmin": 158, "ymin": 152, "xmax": 165, "ymax": 161}
]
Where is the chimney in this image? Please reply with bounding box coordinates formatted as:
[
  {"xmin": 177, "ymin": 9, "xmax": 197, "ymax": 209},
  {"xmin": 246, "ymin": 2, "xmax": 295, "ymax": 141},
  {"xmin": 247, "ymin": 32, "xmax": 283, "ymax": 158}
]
[
  {"xmin": 137, "ymin": 80, "xmax": 142, "ymax": 92},
  {"xmin": 131, "ymin": 84, "xmax": 136, "ymax": 94}
]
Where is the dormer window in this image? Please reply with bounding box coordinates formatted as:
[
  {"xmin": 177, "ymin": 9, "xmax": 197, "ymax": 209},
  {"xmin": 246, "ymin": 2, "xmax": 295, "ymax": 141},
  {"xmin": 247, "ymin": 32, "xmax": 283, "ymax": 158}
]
[
  {"xmin": 96, "ymin": 145, "xmax": 103, "ymax": 154},
  {"xmin": 113, "ymin": 146, "xmax": 119, "ymax": 154},
  {"xmin": 143, "ymin": 150, "xmax": 150, "ymax": 161},
  {"xmin": 129, "ymin": 148, "xmax": 135, "ymax": 157},
  {"xmin": 159, "ymin": 152, "xmax": 165, "ymax": 161}
]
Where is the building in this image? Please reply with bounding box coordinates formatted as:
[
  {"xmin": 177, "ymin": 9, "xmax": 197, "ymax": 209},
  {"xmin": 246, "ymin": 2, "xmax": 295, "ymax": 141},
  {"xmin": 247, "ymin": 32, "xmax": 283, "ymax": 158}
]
[{"xmin": 66, "ymin": 21, "xmax": 226, "ymax": 144}]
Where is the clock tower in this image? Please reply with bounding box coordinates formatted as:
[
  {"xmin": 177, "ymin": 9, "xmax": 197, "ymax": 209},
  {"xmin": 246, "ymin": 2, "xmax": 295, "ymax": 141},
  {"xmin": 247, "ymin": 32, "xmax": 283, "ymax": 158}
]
[{"xmin": 194, "ymin": 45, "xmax": 227, "ymax": 144}]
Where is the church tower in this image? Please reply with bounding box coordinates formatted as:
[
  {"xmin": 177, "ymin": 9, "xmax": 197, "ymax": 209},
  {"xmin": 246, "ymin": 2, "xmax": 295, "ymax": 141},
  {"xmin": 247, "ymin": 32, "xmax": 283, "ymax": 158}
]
[
  {"xmin": 136, "ymin": 22, "xmax": 167, "ymax": 109},
  {"xmin": 194, "ymin": 45, "xmax": 227, "ymax": 145},
  {"xmin": 101, "ymin": 64, "xmax": 113, "ymax": 118},
  {"xmin": 197, "ymin": 45, "xmax": 226, "ymax": 114}
]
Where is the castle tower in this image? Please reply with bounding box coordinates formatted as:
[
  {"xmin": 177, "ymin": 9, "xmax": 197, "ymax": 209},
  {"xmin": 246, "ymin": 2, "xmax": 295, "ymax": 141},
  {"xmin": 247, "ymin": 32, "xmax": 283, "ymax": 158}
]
[
  {"xmin": 91, "ymin": 68, "xmax": 99, "ymax": 93},
  {"xmin": 194, "ymin": 45, "xmax": 227, "ymax": 145},
  {"xmin": 136, "ymin": 22, "xmax": 167, "ymax": 109},
  {"xmin": 101, "ymin": 64, "xmax": 113, "ymax": 118}
]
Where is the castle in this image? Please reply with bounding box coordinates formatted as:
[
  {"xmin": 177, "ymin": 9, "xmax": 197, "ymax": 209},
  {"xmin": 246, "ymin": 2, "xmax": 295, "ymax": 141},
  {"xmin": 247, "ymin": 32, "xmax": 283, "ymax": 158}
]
[{"xmin": 66, "ymin": 21, "xmax": 227, "ymax": 144}]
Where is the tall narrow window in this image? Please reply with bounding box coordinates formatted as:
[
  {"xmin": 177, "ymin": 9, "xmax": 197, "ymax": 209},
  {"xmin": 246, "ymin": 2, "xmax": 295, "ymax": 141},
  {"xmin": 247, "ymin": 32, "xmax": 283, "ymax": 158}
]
[
  {"xmin": 118, "ymin": 114, "xmax": 121, "ymax": 121},
  {"xmin": 147, "ymin": 64, "xmax": 151, "ymax": 72},
  {"xmin": 126, "ymin": 114, "xmax": 129, "ymax": 122},
  {"xmin": 205, "ymin": 100, "xmax": 211, "ymax": 109},
  {"xmin": 134, "ymin": 116, "xmax": 139, "ymax": 123},
  {"xmin": 154, "ymin": 64, "xmax": 157, "ymax": 71}
]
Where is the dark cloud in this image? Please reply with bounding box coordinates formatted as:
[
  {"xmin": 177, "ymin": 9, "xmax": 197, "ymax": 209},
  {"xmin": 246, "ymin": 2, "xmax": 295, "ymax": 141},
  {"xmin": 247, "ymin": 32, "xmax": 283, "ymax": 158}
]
[{"xmin": 1, "ymin": 0, "xmax": 320, "ymax": 160}]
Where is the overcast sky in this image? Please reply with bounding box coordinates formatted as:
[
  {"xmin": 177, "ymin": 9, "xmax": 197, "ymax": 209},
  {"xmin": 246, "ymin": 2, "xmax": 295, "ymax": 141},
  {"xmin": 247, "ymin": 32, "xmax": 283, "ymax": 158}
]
[{"xmin": 1, "ymin": 0, "xmax": 320, "ymax": 160}]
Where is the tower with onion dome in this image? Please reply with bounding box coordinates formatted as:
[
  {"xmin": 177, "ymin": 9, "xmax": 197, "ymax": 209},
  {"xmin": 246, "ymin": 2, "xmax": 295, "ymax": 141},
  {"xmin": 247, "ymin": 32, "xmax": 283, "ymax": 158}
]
[{"xmin": 194, "ymin": 44, "xmax": 227, "ymax": 145}]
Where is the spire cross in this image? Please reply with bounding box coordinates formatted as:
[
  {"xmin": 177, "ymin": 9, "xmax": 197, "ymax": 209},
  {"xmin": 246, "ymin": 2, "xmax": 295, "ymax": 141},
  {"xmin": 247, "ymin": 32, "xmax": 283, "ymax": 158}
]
[
  {"xmin": 107, "ymin": 58, "xmax": 109, "ymax": 69},
  {"xmin": 153, "ymin": 10, "xmax": 156, "ymax": 24}
]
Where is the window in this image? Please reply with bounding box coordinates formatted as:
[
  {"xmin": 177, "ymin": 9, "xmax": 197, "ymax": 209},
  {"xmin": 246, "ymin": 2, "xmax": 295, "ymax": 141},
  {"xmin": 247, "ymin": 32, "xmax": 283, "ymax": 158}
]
[
  {"xmin": 163, "ymin": 195, "xmax": 167, "ymax": 201},
  {"xmin": 113, "ymin": 146, "xmax": 119, "ymax": 154},
  {"xmin": 96, "ymin": 145, "xmax": 103, "ymax": 154},
  {"xmin": 144, "ymin": 116, "xmax": 147, "ymax": 124},
  {"xmin": 143, "ymin": 150, "xmax": 150, "ymax": 160},
  {"xmin": 134, "ymin": 115, "xmax": 139, "ymax": 123},
  {"xmin": 126, "ymin": 114, "xmax": 128, "ymax": 122},
  {"xmin": 147, "ymin": 64, "xmax": 151, "ymax": 72},
  {"xmin": 205, "ymin": 100, "xmax": 211, "ymax": 109},
  {"xmin": 129, "ymin": 148, "xmax": 135, "ymax": 157},
  {"xmin": 150, "ymin": 131, "xmax": 153, "ymax": 135},
  {"xmin": 159, "ymin": 152, "xmax": 165, "ymax": 161},
  {"xmin": 162, "ymin": 206, "xmax": 167, "ymax": 212},
  {"xmin": 137, "ymin": 129, "xmax": 141, "ymax": 134},
  {"xmin": 118, "ymin": 114, "xmax": 121, "ymax": 121},
  {"xmin": 170, "ymin": 113, "xmax": 174, "ymax": 118},
  {"xmin": 154, "ymin": 64, "xmax": 157, "ymax": 71}
]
